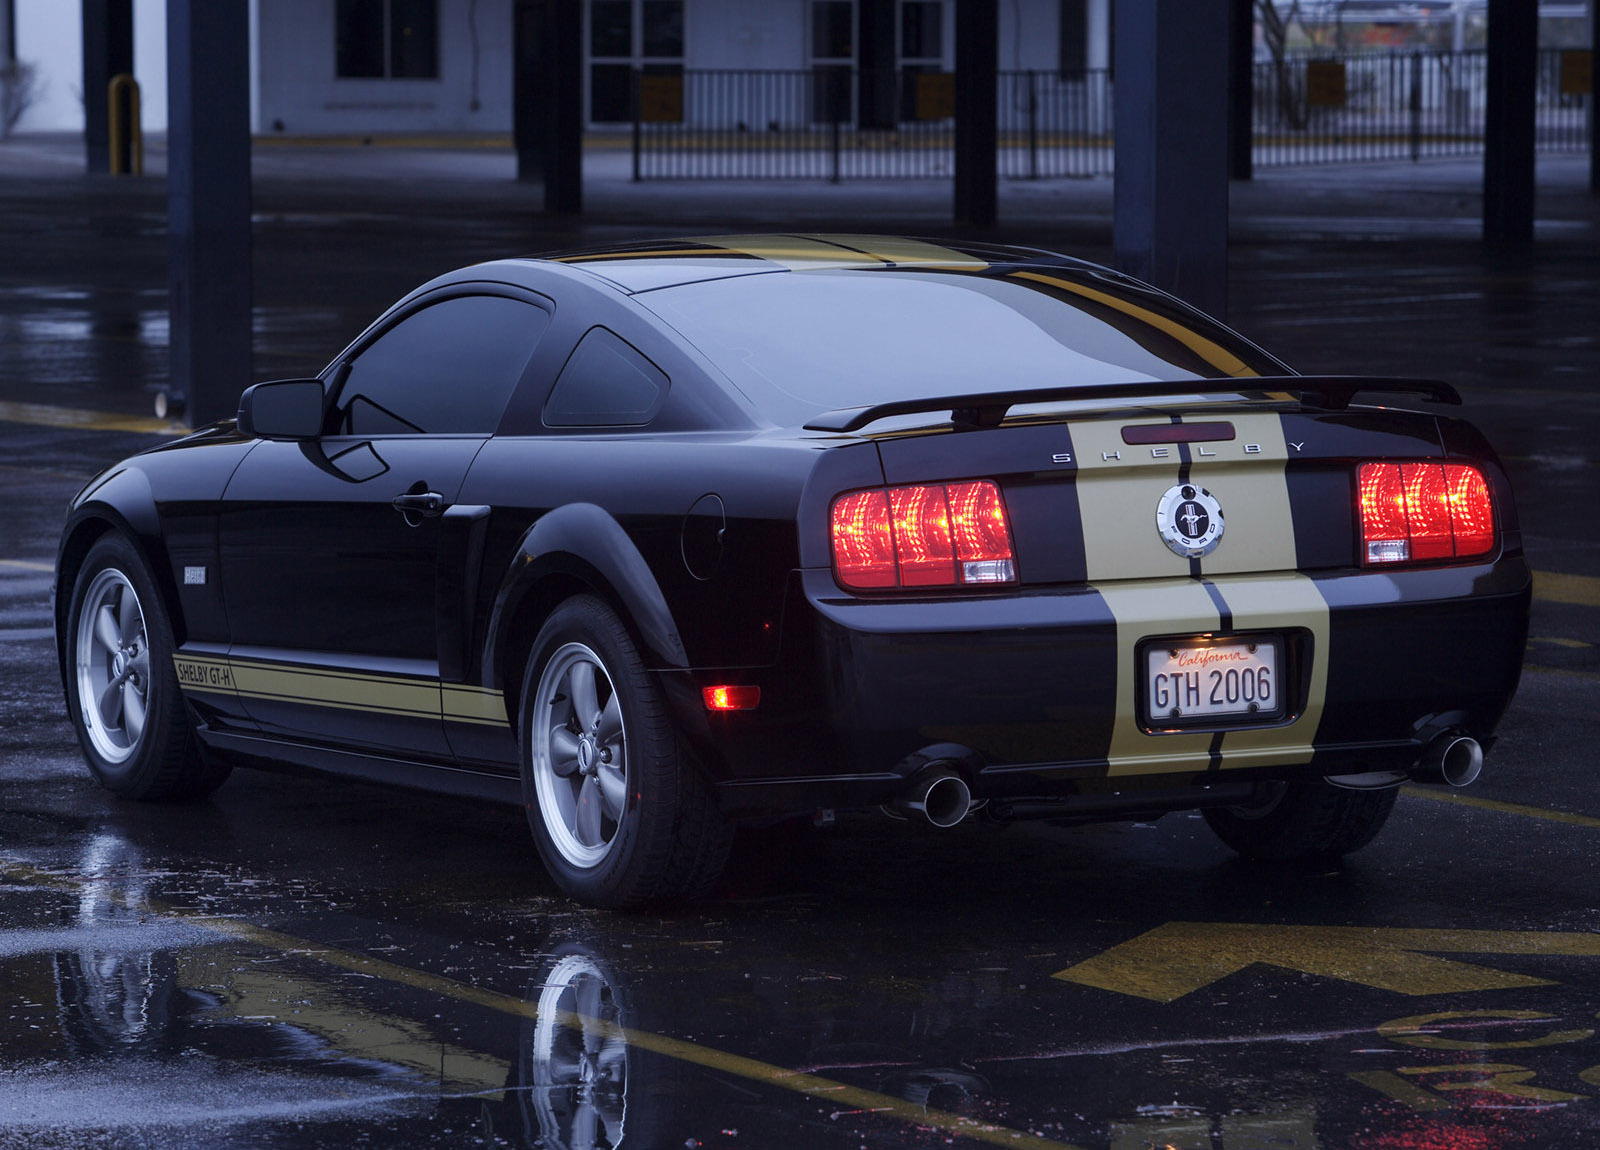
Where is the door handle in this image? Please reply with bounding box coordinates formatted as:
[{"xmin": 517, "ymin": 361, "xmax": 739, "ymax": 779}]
[{"xmin": 392, "ymin": 490, "xmax": 446, "ymax": 522}]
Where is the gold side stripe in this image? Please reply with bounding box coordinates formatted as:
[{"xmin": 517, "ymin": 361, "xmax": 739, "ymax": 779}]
[
  {"xmin": 1010, "ymin": 270, "xmax": 1261, "ymax": 379},
  {"xmin": 174, "ymin": 653, "xmax": 509, "ymax": 727}
]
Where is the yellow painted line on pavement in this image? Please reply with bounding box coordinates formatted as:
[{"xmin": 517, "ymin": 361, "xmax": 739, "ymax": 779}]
[
  {"xmin": 1402, "ymin": 786, "xmax": 1600, "ymax": 831},
  {"xmin": 0, "ymin": 559, "xmax": 54, "ymax": 573},
  {"xmin": 1522, "ymin": 663, "xmax": 1600, "ymax": 683},
  {"xmin": 0, "ymin": 400, "xmax": 186, "ymax": 436},
  {"xmin": 1533, "ymin": 570, "xmax": 1600, "ymax": 608},
  {"xmin": 0, "ymin": 858, "xmax": 1077, "ymax": 1150},
  {"xmin": 1529, "ymin": 636, "xmax": 1592, "ymax": 650}
]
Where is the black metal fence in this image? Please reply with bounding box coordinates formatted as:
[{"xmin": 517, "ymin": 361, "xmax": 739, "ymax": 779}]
[{"xmin": 627, "ymin": 50, "xmax": 1590, "ymax": 181}]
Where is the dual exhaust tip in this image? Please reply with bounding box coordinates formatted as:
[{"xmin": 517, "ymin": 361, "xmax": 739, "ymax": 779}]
[
  {"xmin": 892, "ymin": 734, "xmax": 1483, "ymax": 826},
  {"xmin": 893, "ymin": 767, "xmax": 973, "ymax": 828},
  {"xmin": 1413, "ymin": 732, "xmax": 1484, "ymax": 788}
]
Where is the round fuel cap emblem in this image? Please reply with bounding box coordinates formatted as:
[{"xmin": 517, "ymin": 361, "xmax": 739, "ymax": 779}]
[{"xmin": 1156, "ymin": 483, "xmax": 1225, "ymax": 559}]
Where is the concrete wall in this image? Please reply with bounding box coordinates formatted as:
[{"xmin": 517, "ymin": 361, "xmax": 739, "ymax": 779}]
[
  {"xmin": 256, "ymin": 0, "xmax": 514, "ymax": 135},
  {"xmin": 11, "ymin": 0, "xmax": 167, "ymax": 132}
]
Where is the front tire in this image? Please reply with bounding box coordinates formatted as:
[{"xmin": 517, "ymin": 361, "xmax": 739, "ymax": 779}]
[
  {"xmin": 64, "ymin": 534, "xmax": 230, "ymax": 800},
  {"xmin": 1203, "ymin": 779, "xmax": 1397, "ymax": 860},
  {"xmin": 519, "ymin": 595, "xmax": 730, "ymax": 907}
]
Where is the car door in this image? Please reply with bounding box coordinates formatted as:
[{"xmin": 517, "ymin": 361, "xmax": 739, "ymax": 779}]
[{"xmin": 217, "ymin": 289, "xmax": 552, "ymax": 761}]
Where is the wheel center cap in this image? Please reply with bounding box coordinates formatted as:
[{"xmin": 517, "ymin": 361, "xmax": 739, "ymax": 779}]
[
  {"xmin": 577, "ymin": 736, "xmax": 596, "ymax": 772},
  {"xmin": 112, "ymin": 652, "xmax": 126, "ymax": 677}
]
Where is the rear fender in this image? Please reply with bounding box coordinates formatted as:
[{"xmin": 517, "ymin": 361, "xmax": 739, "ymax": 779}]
[{"xmin": 483, "ymin": 502, "xmax": 687, "ymax": 703}]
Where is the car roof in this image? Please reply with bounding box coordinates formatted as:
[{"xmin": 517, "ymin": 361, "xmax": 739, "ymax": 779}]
[{"xmin": 522, "ymin": 234, "xmax": 1098, "ymax": 294}]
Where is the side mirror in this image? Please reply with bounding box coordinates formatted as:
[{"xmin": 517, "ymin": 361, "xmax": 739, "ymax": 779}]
[{"xmin": 237, "ymin": 379, "xmax": 326, "ymax": 440}]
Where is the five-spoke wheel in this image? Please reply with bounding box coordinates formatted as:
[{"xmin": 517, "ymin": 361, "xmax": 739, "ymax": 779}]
[
  {"xmin": 73, "ymin": 566, "xmax": 151, "ymax": 765},
  {"xmin": 530, "ymin": 642, "xmax": 630, "ymax": 870},
  {"xmin": 64, "ymin": 534, "xmax": 229, "ymax": 800},
  {"xmin": 519, "ymin": 595, "xmax": 731, "ymax": 907}
]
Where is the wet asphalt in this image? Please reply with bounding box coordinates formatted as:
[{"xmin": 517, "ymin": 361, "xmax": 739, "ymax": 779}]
[{"xmin": 1, "ymin": 136, "xmax": 1599, "ymax": 1149}]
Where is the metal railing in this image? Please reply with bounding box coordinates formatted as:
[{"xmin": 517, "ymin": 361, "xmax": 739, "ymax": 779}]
[{"xmin": 627, "ymin": 51, "xmax": 1590, "ymax": 181}]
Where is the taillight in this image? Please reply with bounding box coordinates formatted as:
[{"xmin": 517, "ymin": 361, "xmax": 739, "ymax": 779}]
[
  {"xmin": 1358, "ymin": 462, "xmax": 1496, "ymax": 566},
  {"xmin": 830, "ymin": 480, "xmax": 1017, "ymax": 590}
]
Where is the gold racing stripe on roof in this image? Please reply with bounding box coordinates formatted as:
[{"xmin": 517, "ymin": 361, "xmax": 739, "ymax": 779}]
[
  {"xmin": 553, "ymin": 247, "xmax": 746, "ymax": 263},
  {"xmin": 1009, "ymin": 270, "xmax": 1261, "ymax": 379},
  {"xmin": 693, "ymin": 234, "xmax": 988, "ymax": 270}
]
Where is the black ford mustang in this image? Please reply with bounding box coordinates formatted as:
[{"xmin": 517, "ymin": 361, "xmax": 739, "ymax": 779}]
[{"xmin": 55, "ymin": 236, "xmax": 1529, "ymax": 906}]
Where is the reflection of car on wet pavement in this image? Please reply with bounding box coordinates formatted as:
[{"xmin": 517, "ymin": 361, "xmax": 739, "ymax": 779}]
[{"xmin": 53, "ymin": 235, "xmax": 1530, "ymax": 907}]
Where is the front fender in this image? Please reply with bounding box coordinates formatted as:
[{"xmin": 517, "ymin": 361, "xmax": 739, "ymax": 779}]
[{"xmin": 483, "ymin": 502, "xmax": 688, "ymax": 693}]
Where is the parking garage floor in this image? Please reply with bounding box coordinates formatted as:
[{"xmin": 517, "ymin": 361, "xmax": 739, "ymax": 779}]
[{"xmin": 2, "ymin": 137, "xmax": 1599, "ymax": 1148}]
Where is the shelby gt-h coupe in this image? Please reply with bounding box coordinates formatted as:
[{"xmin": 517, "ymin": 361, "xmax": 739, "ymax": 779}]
[{"xmin": 56, "ymin": 236, "xmax": 1529, "ymax": 906}]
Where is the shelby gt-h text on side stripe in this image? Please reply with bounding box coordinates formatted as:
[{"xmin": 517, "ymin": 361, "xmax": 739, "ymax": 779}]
[{"xmin": 54, "ymin": 236, "xmax": 1529, "ymax": 908}]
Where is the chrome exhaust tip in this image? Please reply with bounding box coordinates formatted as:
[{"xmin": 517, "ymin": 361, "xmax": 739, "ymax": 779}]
[
  {"xmin": 894, "ymin": 768, "xmax": 973, "ymax": 828},
  {"xmin": 1414, "ymin": 733, "xmax": 1484, "ymax": 788}
]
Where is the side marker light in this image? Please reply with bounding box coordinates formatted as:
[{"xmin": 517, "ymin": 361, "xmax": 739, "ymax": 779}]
[{"xmin": 703, "ymin": 685, "xmax": 760, "ymax": 711}]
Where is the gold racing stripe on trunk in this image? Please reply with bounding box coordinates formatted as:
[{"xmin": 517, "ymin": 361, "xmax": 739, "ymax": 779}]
[
  {"xmin": 1092, "ymin": 578, "xmax": 1221, "ymax": 776},
  {"xmin": 1211, "ymin": 573, "xmax": 1330, "ymax": 768},
  {"xmin": 1074, "ymin": 411, "xmax": 1330, "ymax": 775}
]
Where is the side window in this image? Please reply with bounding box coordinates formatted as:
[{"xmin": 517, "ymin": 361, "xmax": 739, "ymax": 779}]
[
  {"xmin": 334, "ymin": 295, "xmax": 551, "ymax": 435},
  {"xmin": 543, "ymin": 327, "xmax": 668, "ymax": 428}
]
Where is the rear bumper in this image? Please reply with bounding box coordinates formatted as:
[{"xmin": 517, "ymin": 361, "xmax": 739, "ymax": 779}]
[{"xmin": 684, "ymin": 558, "xmax": 1530, "ymax": 816}]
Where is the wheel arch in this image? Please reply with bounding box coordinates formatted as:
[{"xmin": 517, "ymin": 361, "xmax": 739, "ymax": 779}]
[
  {"xmin": 55, "ymin": 483, "xmax": 185, "ymax": 691},
  {"xmin": 483, "ymin": 503, "xmax": 688, "ymax": 731}
]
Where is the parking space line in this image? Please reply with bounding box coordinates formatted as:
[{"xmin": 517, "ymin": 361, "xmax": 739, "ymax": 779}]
[
  {"xmin": 0, "ymin": 858, "xmax": 1078, "ymax": 1150},
  {"xmin": 0, "ymin": 559, "xmax": 54, "ymax": 573},
  {"xmin": 0, "ymin": 399, "xmax": 185, "ymax": 436},
  {"xmin": 1522, "ymin": 663, "xmax": 1600, "ymax": 683},
  {"xmin": 1532, "ymin": 570, "xmax": 1600, "ymax": 608},
  {"xmin": 1401, "ymin": 787, "xmax": 1600, "ymax": 830}
]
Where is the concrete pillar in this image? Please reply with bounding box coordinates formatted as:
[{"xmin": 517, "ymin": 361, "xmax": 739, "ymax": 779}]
[
  {"xmin": 513, "ymin": 0, "xmax": 583, "ymax": 214},
  {"xmin": 954, "ymin": 0, "xmax": 998, "ymax": 227},
  {"xmin": 1483, "ymin": 0, "xmax": 1538, "ymax": 241},
  {"xmin": 1228, "ymin": 0, "xmax": 1253, "ymax": 181},
  {"xmin": 1113, "ymin": 0, "xmax": 1230, "ymax": 320},
  {"xmin": 2, "ymin": 0, "xmax": 15, "ymax": 63},
  {"xmin": 82, "ymin": 0, "xmax": 133, "ymax": 173},
  {"xmin": 1591, "ymin": 0, "xmax": 1598, "ymax": 196},
  {"xmin": 167, "ymin": 0, "xmax": 252, "ymax": 427}
]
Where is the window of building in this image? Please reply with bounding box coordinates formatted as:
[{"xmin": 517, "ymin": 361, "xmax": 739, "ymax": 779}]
[
  {"xmin": 588, "ymin": 0, "xmax": 685, "ymax": 124},
  {"xmin": 336, "ymin": 0, "xmax": 439, "ymax": 80},
  {"xmin": 544, "ymin": 328, "xmax": 668, "ymax": 427},
  {"xmin": 898, "ymin": 1, "xmax": 946, "ymax": 120},
  {"xmin": 809, "ymin": 0, "xmax": 855, "ymax": 123},
  {"xmin": 334, "ymin": 296, "xmax": 550, "ymax": 436}
]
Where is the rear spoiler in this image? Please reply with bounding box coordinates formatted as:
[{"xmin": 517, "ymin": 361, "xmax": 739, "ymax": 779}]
[{"xmin": 801, "ymin": 376, "xmax": 1461, "ymax": 434}]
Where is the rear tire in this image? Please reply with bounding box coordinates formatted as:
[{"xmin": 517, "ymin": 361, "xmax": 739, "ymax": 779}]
[
  {"xmin": 519, "ymin": 595, "xmax": 731, "ymax": 907},
  {"xmin": 1203, "ymin": 779, "xmax": 1397, "ymax": 860},
  {"xmin": 64, "ymin": 534, "xmax": 230, "ymax": 800}
]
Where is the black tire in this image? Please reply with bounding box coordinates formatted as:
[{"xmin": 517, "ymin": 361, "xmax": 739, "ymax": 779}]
[
  {"xmin": 518, "ymin": 595, "xmax": 731, "ymax": 907},
  {"xmin": 1203, "ymin": 779, "xmax": 1397, "ymax": 860},
  {"xmin": 64, "ymin": 534, "xmax": 230, "ymax": 801}
]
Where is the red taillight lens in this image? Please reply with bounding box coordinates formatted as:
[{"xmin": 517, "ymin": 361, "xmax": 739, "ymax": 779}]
[
  {"xmin": 1358, "ymin": 462, "xmax": 1496, "ymax": 566},
  {"xmin": 830, "ymin": 489, "xmax": 897, "ymax": 588},
  {"xmin": 831, "ymin": 480, "xmax": 1016, "ymax": 590}
]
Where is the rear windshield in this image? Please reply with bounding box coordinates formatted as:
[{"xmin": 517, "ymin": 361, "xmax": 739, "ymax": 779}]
[{"xmin": 636, "ymin": 267, "xmax": 1286, "ymax": 427}]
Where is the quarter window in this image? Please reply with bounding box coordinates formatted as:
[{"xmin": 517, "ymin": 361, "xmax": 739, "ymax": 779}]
[
  {"xmin": 544, "ymin": 327, "xmax": 667, "ymax": 427},
  {"xmin": 336, "ymin": 0, "xmax": 439, "ymax": 80},
  {"xmin": 334, "ymin": 296, "xmax": 550, "ymax": 436}
]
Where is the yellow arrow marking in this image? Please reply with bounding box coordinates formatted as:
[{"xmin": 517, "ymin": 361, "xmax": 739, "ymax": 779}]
[{"xmin": 1054, "ymin": 922, "xmax": 1600, "ymax": 1003}]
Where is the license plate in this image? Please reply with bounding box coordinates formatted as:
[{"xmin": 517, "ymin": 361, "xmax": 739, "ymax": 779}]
[{"xmin": 1143, "ymin": 638, "xmax": 1282, "ymax": 725}]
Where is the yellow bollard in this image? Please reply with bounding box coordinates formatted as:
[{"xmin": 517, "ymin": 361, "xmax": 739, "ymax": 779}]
[{"xmin": 108, "ymin": 73, "xmax": 143, "ymax": 176}]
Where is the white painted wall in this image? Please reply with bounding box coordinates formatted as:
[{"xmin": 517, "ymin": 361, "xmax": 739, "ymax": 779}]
[
  {"xmin": 686, "ymin": 0, "xmax": 806, "ymax": 70},
  {"xmin": 11, "ymin": 0, "xmax": 166, "ymax": 132},
  {"xmin": 257, "ymin": 0, "xmax": 514, "ymax": 135}
]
